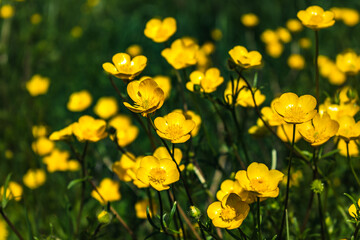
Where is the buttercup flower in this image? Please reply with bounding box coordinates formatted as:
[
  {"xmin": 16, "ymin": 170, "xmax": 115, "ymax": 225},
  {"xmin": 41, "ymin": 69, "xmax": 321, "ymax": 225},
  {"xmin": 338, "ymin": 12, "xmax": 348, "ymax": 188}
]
[
  {"xmin": 49, "ymin": 123, "xmax": 74, "ymax": 141},
  {"xmin": 248, "ymin": 118, "xmax": 268, "ymax": 138},
  {"xmin": 136, "ymin": 156, "xmax": 179, "ymax": 191},
  {"xmin": 349, "ymin": 198, "xmax": 360, "ymax": 219},
  {"xmin": 135, "ymin": 199, "xmax": 157, "ymax": 219},
  {"xmin": 211, "ymin": 28, "xmax": 222, "ymax": 41},
  {"xmin": 102, "ymin": 53, "xmax": 147, "ymax": 81},
  {"xmin": 0, "ymin": 181, "xmax": 23, "ymax": 201},
  {"xmin": 224, "ymin": 79, "xmax": 265, "ymax": 108},
  {"xmin": 144, "ymin": 17, "xmax": 177, "ymax": 43},
  {"xmin": 336, "ymin": 51, "xmax": 360, "ymax": 75},
  {"xmin": 161, "ymin": 38, "xmax": 199, "ymax": 69},
  {"xmin": 72, "ymin": 115, "xmax": 108, "ymax": 142},
  {"xmin": 42, "ymin": 149, "xmax": 80, "ymax": 172},
  {"xmin": 187, "ymin": 68, "xmax": 224, "ymax": 93},
  {"xmin": 229, "ymin": 46, "xmax": 262, "ymax": 69},
  {"xmin": 297, "ymin": 6, "xmax": 335, "ymax": 30},
  {"xmin": 32, "ymin": 137, "xmax": 55, "ymax": 156},
  {"xmin": 32, "ymin": 125, "xmax": 47, "ymax": 138},
  {"xmin": 94, "ymin": 97, "xmax": 118, "ymax": 119},
  {"xmin": 123, "ymin": 77, "xmax": 164, "ymax": 117},
  {"xmin": 109, "ymin": 115, "xmax": 139, "ymax": 147},
  {"xmin": 276, "ymin": 27, "xmax": 292, "ymax": 43},
  {"xmin": 26, "ymin": 74, "xmax": 50, "ymax": 96},
  {"xmin": 299, "ymin": 37, "xmax": 311, "ymax": 49},
  {"xmin": 153, "ymin": 75, "xmax": 172, "ymax": 99},
  {"xmin": 70, "ymin": 26, "xmax": 83, "ymax": 38},
  {"xmin": 153, "ymin": 146, "xmax": 184, "ymax": 170},
  {"xmin": 273, "ymin": 92, "xmax": 317, "ymax": 124},
  {"xmin": 30, "ymin": 13, "xmax": 42, "ymax": 25},
  {"xmin": 0, "ymin": 5, "xmax": 14, "ymax": 19},
  {"xmin": 338, "ymin": 139, "xmax": 358, "ymax": 157},
  {"xmin": 132, "ymin": 156, "xmax": 150, "ymax": 189},
  {"xmin": 23, "ymin": 169, "xmax": 46, "ymax": 189},
  {"xmin": 112, "ymin": 153, "xmax": 137, "ymax": 182},
  {"xmin": 288, "ymin": 54, "xmax": 305, "ymax": 70},
  {"xmin": 261, "ymin": 100, "xmax": 285, "ymax": 126},
  {"xmin": 207, "ymin": 193, "xmax": 250, "ymax": 229},
  {"xmin": 336, "ymin": 116, "xmax": 360, "ymax": 142},
  {"xmin": 298, "ymin": 113, "xmax": 339, "ymax": 146},
  {"xmin": 67, "ymin": 90, "xmax": 92, "ymax": 112},
  {"xmin": 154, "ymin": 112, "xmax": 195, "ymax": 143},
  {"xmin": 341, "ymin": 8, "xmax": 359, "ymax": 27},
  {"xmin": 266, "ymin": 42, "xmax": 283, "ymax": 58},
  {"xmin": 0, "ymin": 219, "xmax": 8, "ymax": 240},
  {"xmin": 216, "ymin": 180, "xmax": 242, "ymax": 202},
  {"xmin": 172, "ymin": 109, "xmax": 202, "ymax": 136},
  {"xmin": 286, "ymin": 19, "xmax": 303, "ymax": 32},
  {"xmin": 91, "ymin": 178, "xmax": 121, "ymax": 204},
  {"xmin": 241, "ymin": 13, "xmax": 259, "ymax": 27},
  {"xmin": 126, "ymin": 44, "xmax": 142, "ymax": 57},
  {"xmin": 319, "ymin": 98, "xmax": 359, "ymax": 122}
]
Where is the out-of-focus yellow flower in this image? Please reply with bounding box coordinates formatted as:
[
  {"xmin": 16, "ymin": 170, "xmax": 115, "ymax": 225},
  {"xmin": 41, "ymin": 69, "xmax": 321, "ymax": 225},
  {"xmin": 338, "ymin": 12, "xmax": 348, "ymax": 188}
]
[
  {"xmin": 112, "ymin": 153, "xmax": 136, "ymax": 182},
  {"xmin": 32, "ymin": 137, "xmax": 54, "ymax": 156},
  {"xmin": 330, "ymin": 7, "xmax": 343, "ymax": 20},
  {"xmin": 211, "ymin": 28, "xmax": 222, "ymax": 41},
  {"xmin": 299, "ymin": 37, "xmax": 311, "ymax": 49},
  {"xmin": 87, "ymin": 0, "xmax": 100, "ymax": 7},
  {"xmin": 298, "ymin": 113, "xmax": 339, "ymax": 146},
  {"xmin": 102, "ymin": 53, "xmax": 147, "ymax": 81},
  {"xmin": 235, "ymin": 162, "xmax": 284, "ymax": 198},
  {"xmin": 43, "ymin": 149, "xmax": 80, "ymax": 172},
  {"xmin": 135, "ymin": 199, "xmax": 156, "ymax": 219},
  {"xmin": 144, "ymin": 17, "xmax": 176, "ymax": 43},
  {"xmin": 336, "ymin": 51, "xmax": 360, "ymax": 75},
  {"xmin": 91, "ymin": 178, "xmax": 121, "ymax": 204},
  {"xmin": 281, "ymin": 169, "xmax": 303, "ymax": 187},
  {"xmin": 187, "ymin": 68, "xmax": 224, "ymax": 93},
  {"xmin": 229, "ymin": 46, "xmax": 262, "ymax": 69},
  {"xmin": 297, "ymin": 6, "xmax": 335, "ymax": 30},
  {"xmin": 161, "ymin": 38, "xmax": 199, "ymax": 69},
  {"xmin": 224, "ymin": 79, "xmax": 265, "ymax": 108},
  {"xmin": 241, "ymin": 13, "xmax": 259, "ymax": 27},
  {"xmin": 153, "ymin": 75, "xmax": 171, "ymax": 99},
  {"xmin": 23, "ymin": 169, "xmax": 46, "ymax": 189},
  {"xmin": 67, "ymin": 90, "xmax": 92, "ymax": 112},
  {"xmin": 136, "ymin": 156, "xmax": 179, "ymax": 191},
  {"xmin": 261, "ymin": 101, "xmax": 285, "ymax": 127},
  {"xmin": 0, "ymin": 182, "xmax": 23, "ymax": 201},
  {"xmin": 261, "ymin": 29, "xmax": 279, "ymax": 44},
  {"xmin": 341, "ymin": 8, "xmax": 359, "ymax": 27},
  {"xmin": 287, "ymin": 54, "xmax": 305, "ymax": 70},
  {"xmin": 318, "ymin": 55, "xmax": 346, "ymax": 85},
  {"xmin": 70, "ymin": 26, "xmax": 83, "ymax": 38},
  {"xmin": 49, "ymin": 123, "xmax": 74, "ymax": 141},
  {"xmin": 273, "ymin": 92, "xmax": 317, "ymax": 124},
  {"xmin": 319, "ymin": 98, "xmax": 359, "ymax": 121},
  {"xmin": 0, "ymin": 5, "xmax": 14, "ymax": 19},
  {"xmin": 30, "ymin": 13, "xmax": 42, "ymax": 25},
  {"xmin": 5, "ymin": 150, "xmax": 13, "ymax": 159},
  {"xmin": 207, "ymin": 193, "xmax": 250, "ymax": 229},
  {"xmin": 201, "ymin": 42, "xmax": 215, "ymax": 55},
  {"xmin": 26, "ymin": 74, "xmax": 50, "ymax": 96},
  {"xmin": 32, "ymin": 125, "xmax": 47, "ymax": 138},
  {"xmin": 72, "ymin": 115, "xmax": 108, "ymax": 142},
  {"xmin": 248, "ymin": 118, "xmax": 268, "ymax": 137},
  {"xmin": 276, "ymin": 27, "xmax": 292, "ymax": 43},
  {"xmin": 124, "ymin": 77, "xmax": 164, "ymax": 117},
  {"xmin": 328, "ymin": 68, "xmax": 346, "ymax": 85},
  {"xmin": 266, "ymin": 42, "xmax": 283, "ymax": 58},
  {"xmin": 286, "ymin": 19, "xmax": 303, "ymax": 32},
  {"xmin": 94, "ymin": 97, "xmax": 118, "ymax": 119},
  {"xmin": 172, "ymin": 109, "xmax": 201, "ymax": 137},
  {"xmin": 338, "ymin": 86, "xmax": 358, "ymax": 104},
  {"xmin": 109, "ymin": 115, "xmax": 138, "ymax": 147},
  {"xmin": 153, "ymin": 146, "xmax": 184, "ymax": 170},
  {"xmin": 336, "ymin": 116, "xmax": 360, "ymax": 142},
  {"xmin": 349, "ymin": 198, "xmax": 360, "ymax": 218},
  {"xmin": 126, "ymin": 44, "xmax": 143, "ymax": 57},
  {"xmin": 276, "ymin": 124, "xmax": 302, "ymax": 143},
  {"xmin": 0, "ymin": 219, "xmax": 8, "ymax": 240},
  {"xmin": 154, "ymin": 112, "xmax": 195, "ymax": 143},
  {"xmin": 338, "ymin": 139, "xmax": 358, "ymax": 157}
]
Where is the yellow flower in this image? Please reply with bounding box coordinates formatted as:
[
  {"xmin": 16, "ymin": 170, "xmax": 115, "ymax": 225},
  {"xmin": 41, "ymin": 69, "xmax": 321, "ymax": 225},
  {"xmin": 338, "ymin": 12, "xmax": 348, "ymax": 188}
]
[
  {"xmin": 153, "ymin": 146, "xmax": 184, "ymax": 170},
  {"xmin": 187, "ymin": 68, "xmax": 224, "ymax": 93},
  {"xmin": 286, "ymin": 19, "xmax": 303, "ymax": 32},
  {"xmin": 32, "ymin": 137, "xmax": 55, "ymax": 156},
  {"xmin": 235, "ymin": 162, "xmax": 284, "ymax": 198},
  {"xmin": 338, "ymin": 86, "xmax": 358, "ymax": 104},
  {"xmin": 26, "ymin": 74, "xmax": 50, "ymax": 96},
  {"xmin": 328, "ymin": 68, "xmax": 346, "ymax": 85},
  {"xmin": 211, "ymin": 28, "xmax": 223, "ymax": 41},
  {"xmin": 0, "ymin": 181, "xmax": 23, "ymax": 201},
  {"xmin": 261, "ymin": 29, "xmax": 279, "ymax": 44},
  {"xmin": 319, "ymin": 98, "xmax": 359, "ymax": 122},
  {"xmin": 224, "ymin": 79, "xmax": 265, "ymax": 108},
  {"xmin": 49, "ymin": 123, "xmax": 74, "ymax": 141},
  {"xmin": 349, "ymin": 198, "xmax": 360, "ymax": 218},
  {"xmin": 207, "ymin": 193, "xmax": 250, "ymax": 229},
  {"xmin": 241, "ymin": 13, "xmax": 259, "ymax": 27},
  {"xmin": 299, "ymin": 37, "xmax": 311, "ymax": 49},
  {"xmin": 124, "ymin": 77, "xmax": 164, "ymax": 117},
  {"xmin": 135, "ymin": 199, "xmax": 156, "ymax": 219},
  {"xmin": 261, "ymin": 101, "xmax": 285, "ymax": 126},
  {"xmin": 132, "ymin": 156, "xmax": 150, "ymax": 188},
  {"xmin": 109, "ymin": 115, "xmax": 139, "ymax": 147},
  {"xmin": 136, "ymin": 156, "xmax": 179, "ymax": 191},
  {"xmin": 248, "ymin": 118, "xmax": 268, "ymax": 138},
  {"xmin": 172, "ymin": 109, "xmax": 202, "ymax": 137},
  {"xmin": 0, "ymin": 5, "xmax": 14, "ymax": 19},
  {"xmin": 153, "ymin": 75, "xmax": 171, "ymax": 99},
  {"xmin": 336, "ymin": 116, "xmax": 360, "ymax": 142},
  {"xmin": 102, "ymin": 53, "xmax": 147, "ymax": 81},
  {"xmin": 338, "ymin": 139, "xmax": 358, "ymax": 157},
  {"xmin": 0, "ymin": 219, "xmax": 8, "ymax": 240},
  {"xmin": 336, "ymin": 51, "xmax": 360, "ymax": 75},
  {"xmin": 266, "ymin": 41, "xmax": 283, "ymax": 58},
  {"xmin": 42, "ymin": 149, "xmax": 80, "ymax": 172},
  {"xmin": 112, "ymin": 153, "xmax": 137, "ymax": 182},
  {"xmin": 276, "ymin": 27, "xmax": 292, "ymax": 43},
  {"xmin": 126, "ymin": 44, "xmax": 143, "ymax": 57},
  {"xmin": 154, "ymin": 112, "xmax": 195, "ymax": 143},
  {"xmin": 287, "ymin": 54, "xmax": 305, "ymax": 70},
  {"xmin": 32, "ymin": 125, "xmax": 47, "ymax": 138},
  {"xmin": 277, "ymin": 124, "xmax": 302, "ymax": 143},
  {"xmin": 341, "ymin": 8, "xmax": 359, "ymax": 27},
  {"xmin": 72, "ymin": 115, "xmax": 108, "ymax": 142},
  {"xmin": 216, "ymin": 180, "xmax": 242, "ymax": 202},
  {"xmin": 281, "ymin": 169, "xmax": 303, "ymax": 187},
  {"xmin": 144, "ymin": 17, "xmax": 176, "ymax": 43},
  {"xmin": 229, "ymin": 45, "xmax": 262, "ymax": 69},
  {"xmin": 161, "ymin": 38, "xmax": 198, "ymax": 69},
  {"xmin": 297, "ymin": 6, "xmax": 335, "ymax": 30},
  {"xmin": 30, "ymin": 13, "xmax": 42, "ymax": 25},
  {"xmin": 23, "ymin": 169, "xmax": 46, "ymax": 189},
  {"xmin": 70, "ymin": 26, "xmax": 83, "ymax": 38},
  {"xmin": 298, "ymin": 113, "xmax": 339, "ymax": 146},
  {"xmin": 94, "ymin": 97, "xmax": 118, "ymax": 119},
  {"xmin": 91, "ymin": 178, "xmax": 121, "ymax": 204},
  {"xmin": 67, "ymin": 90, "xmax": 92, "ymax": 112},
  {"xmin": 273, "ymin": 92, "xmax": 317, "ymax": 124}
]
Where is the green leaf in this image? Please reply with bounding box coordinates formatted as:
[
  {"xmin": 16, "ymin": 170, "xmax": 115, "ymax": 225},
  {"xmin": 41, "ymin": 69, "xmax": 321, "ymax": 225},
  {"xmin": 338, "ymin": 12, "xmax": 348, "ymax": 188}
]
[
  {"xmin": 2, "ymin": 173, "xmax": 12, "ymax": 208},
  {"xmin": 271, "ymin": 235, "xmax": 278, "ymax": 240},
  {"xmin": 67, "ymin": 176, "xmax": 91, "ymax": 190},
  {"xmin": 146, "ymin": 206, "xmax": 160, "ymax": 230},
  {"xmin": 169, "ymin": 201, "xmax": 177, "ymax": 222},
  {"xmin": 319, "ymin": 149, "xmax": 340, "ymax": 160}
]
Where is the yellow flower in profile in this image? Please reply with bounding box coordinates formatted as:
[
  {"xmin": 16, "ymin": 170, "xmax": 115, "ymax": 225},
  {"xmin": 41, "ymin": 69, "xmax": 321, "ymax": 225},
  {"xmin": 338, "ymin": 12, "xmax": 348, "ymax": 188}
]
[
  {"xmin": 26, "ymin": 74, "xmax": 50, "ymax": 96},
  {"xmin": 241, "ymin": 13, "xmax": 259, "ymax": 27},
  {"xmin": 287, "ymin": 54, "xmax": 305, "ymax": 70},
  {"xmin": 144, "ymin": 17, "xmax": 176, "ymax": 43},
  {"xmin": 286, "ymin": 19, "xmax": 303, "ymax": 32},
  {"xmin": 261, "ymin": 102, "xmax": 285, "ymax": 126},
  {"xmin": 248, "ymin": 118, "xmax": 268, "ymax": 138},
  {"xmin": 341, "ymin": 8, "xmax": 359, "ymax": 27},
  {"xmin": 0, "ymin": 219, "xmax": 8, "ymax": 240},
  {"xmin": 67, "ymin": 90, "xmax": 92, "ymax": 112},
  {"xmin": 172, "ymin": 109, "xmax": 202, "ymax": 137},
  {"xmin": 338, "ymin": 86, "xmax": 358, "ymax": 105},
  {"xmin": 102, "ymin": 53, "xmax": 147, "ymax": 81},
  {"xmin": 298, "ymin": 113, "xmax": 339, "ymax": 146},
  {"xmin": 136, "ymin": 156, "xmax": 179, "ymax": 191},
  {"xmin": 161, "ymin": 38, "xmax": 199, "ymax": 69},
  {"xmin": 216, "ymin": 180, "xmax": 242, "ymax": 202},
  {"xmin": 224, "ymin": 79, "xmax": 265, "ymax": 108},
  {"xmin": 153, "ymin": 75, "xmax": 171, "ymax": 99},
  {"xmin": 277, "ymin": 124, "xmax": 302, "ymax": 143},
  {"xmin": 338, "ymin": 139, "xmax": 358, "ymax": 157},
  {"xmin": 235, "ymin": 162, "xmax": 284, "ymax": 198},
  {"xmin": 348, "ymin": 198, "xmax": 360, "ymax": 218},
  {"xmin": 261, "ymin": 29, "xmax": 278, "ymax": 44},
  {"xmin": 30, "ymin": 13, "xmax": 42, "ymax": 25},
  {"xmin": 32, "ymin": 137, "xmax": 55, "ymax": 156},
  {"xmin": 109, "ymin": 115, "xmax": 138, "ymax": 147},
  {"xmin": 126, "ymin": 44, "xmax": 142, "ymax": 57},
  {"xmin": 0, "ymin": 5, "xmax": 14, "ymax": 19},
  {"xmin": 229, "ymin": 46, "xmax": 262, "ymax": 69},
  {"xmin": 336, "ymin": 51, "xmax": 360, "ymax": 75},
  {"xmin": 154, "ymin": 112, "xmax": 195, "ymax": 143},
  {"xmin": 276, "ymin": 27, "xmax": 292, "ymax": 43},
  {"xmin": 132, "ymin": 156, "xmax": 150, "ymax": 188},
  {"xmin": 124, "ymin": 77, "xmax": 164, "ymax": 117},
  {"xmin": 187, "ymin": 68, "xmax": 224, "ymax": 93},
  {"xmin": 0, "ymin": 181, "xmax": 23, "ymax": 201},
  {"xmin": 273, "ymin": 92, "xmax": 317, "ymax": 124},
  {"xmin": 72, "ymin": 115, "xmax": 108, "ymax": 142},
  {"xmin": 297, "ymin": 6, "xmax": 335, "ymax": 30},
  {"xmin": 32, "ymin": 125, "xmax": 47, "ymax": 138},
  {"xmin": 336, "ymin": 116, "xmax": 360, "ymax": 142},
  {"xmin": 299, "ymin": 37, "xmax": 311, "ymax": 49},
  {"xmin": 266, "ymin": 41, "xmax": 283, "ymax": 58},
  {"xmin": 319, "ymin": 98, "xmax": 359, "ymax": 122},
  {"xmin": 94, "ymin": 97, "xmax": 118, "ymax": 119},
  {"xmin": 207, "ymin": 193, "xmax": 250, "ymax": 229},
  {"xmin": 23, "ymin": 169, "xmax": 46, "ymax": 189},
  {"xmin": 135, "ymin": 199, "xmax": 157, "ymax": 219},
  {"xmin": 153, "ymin": 146, "xmax": 184, "ymax": 170},
  {"xmin": 42, "ymin": 149, "xmax": 80, "ymax": 172},
  {"xmin": 49, "ymin": 123, "xmax": 74, "ymax": 141},
  {"xmin": 91, "ymin": 178, "xmax": 121, "ymax": 204},
  {"xmin": 112, "ymin": 153, "xmax": 136, "ymax": 182}
]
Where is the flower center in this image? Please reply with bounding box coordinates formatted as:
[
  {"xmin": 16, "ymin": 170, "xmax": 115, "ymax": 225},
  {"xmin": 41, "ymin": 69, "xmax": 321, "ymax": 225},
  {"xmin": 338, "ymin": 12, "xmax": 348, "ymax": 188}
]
[
  {"xmin": 220, "ymin": 206, "xmax": 237, "ymax": 221},
  {"xmin": 284, "ymin": 106, "xmax": 306, "ymax": 123},
  {"xmin": 149, "ymin": 168, "xmax": 167, "ymax": 184},
  {"xmin": 310, "ymin": 15, "xmax": 323, "ymax": 24},
  {"xmin": 166, "ymin": 124, "xmax": 183, "ymax": 139},
  {"xmin": 250, "ymin": 177, "xmax": 268, "ymax": 193}
]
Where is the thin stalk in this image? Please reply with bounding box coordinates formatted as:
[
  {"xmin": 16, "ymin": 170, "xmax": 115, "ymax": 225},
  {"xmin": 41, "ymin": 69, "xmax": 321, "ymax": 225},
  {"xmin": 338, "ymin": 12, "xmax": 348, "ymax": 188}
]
[
  {"xmin": 166, "ymin": 190, "xmax": 180, "ymax": 240},
  {"xmin": 354, "ymin": 222, "xmax": 360, "ymax": 239},
  {"xmin": 225, "ymin": 229, "xmax": 243, "ymax": 240},
  {"xmin": 175, "ymin": 69, "xmax": 188, "ymax": 111},
  {"xmin": 0, "ymin": 208, "xmax": 24, "ymax": 240},
  {"xmin": 238, "ymin": 228, "xmax": 248, "ymax": 240},
  {"xmin": 346, "ymin": 142, "xmax": 360, "ymax": 187},
  {"xmin": 112, "ymin": 134, "xmax": 136, "ymax": 160},
  {"xmin": 157, "ymin": 191, "xmax": 174, "ymax": 239},
  {"xmin": 147, "ymin": 188, "xmax": 154, "ymax": 218},
  {"xmin": 314, "ymin": 30, "xmax": 320, "ymax": 108},
  {"xmin": 169, "ymin": 189, "xmax": 186, "ymax": 240},
  {"xmin": 257, "ymin": 197, "xmax": 261, "ymax": 240}
]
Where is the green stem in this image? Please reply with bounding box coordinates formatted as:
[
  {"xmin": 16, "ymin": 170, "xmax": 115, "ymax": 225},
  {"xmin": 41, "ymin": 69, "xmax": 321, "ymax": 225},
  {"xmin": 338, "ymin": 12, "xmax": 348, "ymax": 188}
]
[
  {"xmin": 147, "ymin": 188, "xmax": 154, "ymax": 218},
  {"xmin": 171, "ymin": 188, "xmax": 187, "ymax": 240},
  {"xmin": 314, "ymin": 30, "xmax": 320, "ymax": 108},
  {"xmin": 157, "ymin": 191, "xmax": 174, "ymax": 239},
  {"xmin": 257, "ymin": 197, "xmax": 261, "ymax": 240},
  {"xmin": 225, "ymin": 229, "xmax": 243, "ymax": 240},
  {"xmin": 354, "ymin": 222, "xmax": 360, "ymax": 239},
  {"xmin": 347, "ymin": 142, "xmax": 360, "ymax": 187},
  {"xmin": 166, "ymin": 190, "xmax": 180, "ymax": 240}
]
